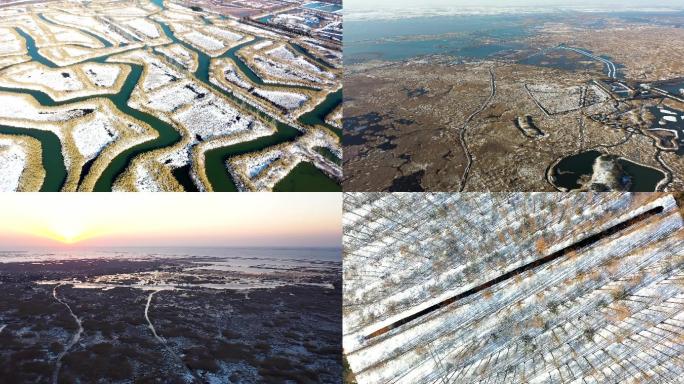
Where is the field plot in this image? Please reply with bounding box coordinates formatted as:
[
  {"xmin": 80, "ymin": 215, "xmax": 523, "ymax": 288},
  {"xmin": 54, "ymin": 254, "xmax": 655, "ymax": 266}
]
[
  {"xmin": 343, "ymin": 193, "xmax": 684, "ymax": 384},
  {"xmin": 0, "ymin": 0, "xmax": 342, "ymax": 191}
]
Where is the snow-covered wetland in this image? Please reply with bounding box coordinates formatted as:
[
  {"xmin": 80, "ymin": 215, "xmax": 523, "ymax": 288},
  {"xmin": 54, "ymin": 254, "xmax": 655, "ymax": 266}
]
[
  {"xmin": 0, "ymin": 247, "xmax": 342, "ymax": 382},
  {"xmin": 343, "ymin": 193, "xmax": 684, "ymax": 384},
  {"xmin": 0, "ymin": 0, "xmax": 342, "ymax": 191}
]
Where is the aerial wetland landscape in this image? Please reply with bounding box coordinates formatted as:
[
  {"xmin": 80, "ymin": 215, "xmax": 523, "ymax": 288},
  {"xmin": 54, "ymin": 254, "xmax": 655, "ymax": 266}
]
[
  {"xmin": 0, "ymin": 0, "xmax": 342, "ymax": 191},
  {"xmin": 344, "ymin": 9, "xmax": 684, "ymax": 192},
  {"xmin": 0, "ymin": 248, "xmax": 342, "ymax": 383}
]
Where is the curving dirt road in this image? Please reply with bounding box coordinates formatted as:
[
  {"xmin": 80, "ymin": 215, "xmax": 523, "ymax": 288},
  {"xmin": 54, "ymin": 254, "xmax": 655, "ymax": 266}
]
[
  {"xmin": 51, "ymin": 284, "xmax": 83, "ymax": 384},
  {"xmin": 458, "ymin": 67, "xmax": 496, "ymax": 192}
]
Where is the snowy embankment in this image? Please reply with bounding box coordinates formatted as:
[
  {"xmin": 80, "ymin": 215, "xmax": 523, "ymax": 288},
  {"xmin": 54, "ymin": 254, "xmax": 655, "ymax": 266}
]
[
  {"xmin": 0, "ymin": 93, "xmax": 90, "ymax": 122},
  {"xmin": 221, "ymin": 62, "xmax": 251, "ymax": 89},
  {"xmin": 0, "ymin": 138, "xmax": 26, "ymax": 192},
  {"xmin": 251, "ymin": 40, "xmax": 273, "ymax": 51},
  {"xmin": 155, "ymin": 44, "xmax": 197, "ymax": 72}
]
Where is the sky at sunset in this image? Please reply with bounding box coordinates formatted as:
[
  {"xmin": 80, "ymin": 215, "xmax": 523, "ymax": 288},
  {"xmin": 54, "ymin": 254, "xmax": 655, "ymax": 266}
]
[{"xmin": 0, "ymin": 193, "xmax": 341, "ymax": 248}]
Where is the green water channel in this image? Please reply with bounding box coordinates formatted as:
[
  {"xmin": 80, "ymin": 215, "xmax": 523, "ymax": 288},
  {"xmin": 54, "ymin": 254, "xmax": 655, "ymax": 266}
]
[
  {"xmin": 2, "ymin": 9, "xmax": 340, "ymax": 191},
  {"xmin": 0, "ymin": 125, "xmax": 66, "ymax": 191},
  {"xmin": 273, "ymin": 161, "xmax": 341, "ymax": 192},
  {"xmin": 3, "ymin": 28, "xmax": 181, "ymax": 191},
  {"xmin": 155, "ymin": 21, "xmax": 340, "ymax": 190}
]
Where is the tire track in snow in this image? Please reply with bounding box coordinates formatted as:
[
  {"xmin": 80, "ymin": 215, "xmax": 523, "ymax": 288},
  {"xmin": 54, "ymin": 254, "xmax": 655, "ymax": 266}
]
[{"xmin": 51, "ymin": 284, "xmax": 83, "ymax": 384}]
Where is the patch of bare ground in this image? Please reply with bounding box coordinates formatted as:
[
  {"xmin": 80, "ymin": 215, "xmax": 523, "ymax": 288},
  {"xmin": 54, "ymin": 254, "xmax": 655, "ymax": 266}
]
[{"xmin": 343, "ymin": 63, "xmax": 493, "ymax": 191}]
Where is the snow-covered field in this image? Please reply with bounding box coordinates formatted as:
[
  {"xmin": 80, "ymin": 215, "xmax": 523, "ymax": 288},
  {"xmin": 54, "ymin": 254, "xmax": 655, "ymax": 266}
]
[
  {"xmin": 253, "ymin": 88, "xmax": 308, "ymax": 110},
  {"xmin": 0, "ymin": 138, "xmax": 25, "ymax": 192},
  {"xmin": 183, "ymin": 31, "xmax": 224, "ymax": 53},
  {"xmin": 113, "ymin": 50, "xmax": 182, "ymax": 92},
  {"xmin": 0, "ymin": 28, "xmax": 23, "ymax": 56},
  {"xmin": 124, "ymin": 18, "xmax": 160, "ymax": 39},
  {"xmin": 204, "ymin": 26, "xmax": 243, "ymax": 42},
  {"xmin": 527, "ymin": 84, "xmax": 584, "ymax": 115},
  {"xmin": 70, "ymin": 111, "xmax": 118, "ymax": 160},
  {"xmin": 266, "ymin": 45, "xmax": 324, "ymax": 74},
  {"xmin": 9, "ymin": 64, "xmax": 83, "ymax": 91},
  {"xmin": 82, "ymin": 63, "xmax": 121, "ymax": 87},
  {"xmin": 145, "ymin": 80, "xmax": 202, "ymax": 113},
  {"xmin": 252, "ymin": 55, "xmax": 327, "ymax": 85},
  {"xmin": 174, "ymin": 94, "xmax": 254, "ymax": 140}
]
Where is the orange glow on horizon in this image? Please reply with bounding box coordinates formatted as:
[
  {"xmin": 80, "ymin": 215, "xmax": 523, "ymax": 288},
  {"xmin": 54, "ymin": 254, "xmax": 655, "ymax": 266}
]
[{"xmin": 0, "ymin": 193, "xmax": 341, "ymax": 248}]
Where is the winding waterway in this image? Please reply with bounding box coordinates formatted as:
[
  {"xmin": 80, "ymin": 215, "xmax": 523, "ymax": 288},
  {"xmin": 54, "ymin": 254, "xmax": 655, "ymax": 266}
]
[{"xmin": 0, "ymin": 2, "xmax": 341, "ymax": 191}]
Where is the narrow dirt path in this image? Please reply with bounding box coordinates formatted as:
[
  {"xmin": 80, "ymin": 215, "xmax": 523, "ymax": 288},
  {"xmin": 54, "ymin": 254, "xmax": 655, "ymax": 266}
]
[
  {"xmin": 51, "ymin": 284, "xmax": 83, "ymax": 384},
  {"xmin": 458, "ymin": 67, "xmax": 496, "ymax": 192},
  {"xmin": 144, "ymin": 290, "xmax": 202, "ymax": 383}
]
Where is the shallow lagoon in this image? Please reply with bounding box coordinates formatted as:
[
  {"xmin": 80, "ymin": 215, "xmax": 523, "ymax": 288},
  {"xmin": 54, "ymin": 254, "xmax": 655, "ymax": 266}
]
[
  {"xmin": 345, "ymin": 15, "xmax": 532, "ymax": 64},
  {"xmin": 550, "ymin": 150, "xmax": 666, "ymax": 192}
]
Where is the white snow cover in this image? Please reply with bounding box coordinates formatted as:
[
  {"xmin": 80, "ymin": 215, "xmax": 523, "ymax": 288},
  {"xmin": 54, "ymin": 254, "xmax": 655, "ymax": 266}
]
[
  {"xmin": 71, "ymin": 111, "xmax": 118, "ymax": 160},
  {"xmin": 133, "ymin": 164, "xmax": 164, "ymax": 192},
  {"xmin": 0, "ymin": 139, "xmax": 25, "ymax": 192},
  {"xmin": 343, "ymin": 194, "xmax": 684, "ymax": 384},
  {"xmin": 266, "ymin": 45, "xmax": 324, "ymax": 73},
  {"xmin": 252, "ymin": 55, "xmax": 327, "ymax": 84},
  {"xmin": 204, "ymin": 26, "xmax": 243, "ymax": 42},
  {"xmin": 174, "ymin": 95, "xmax": 253, "ymax": 140},
  {"xmin": 253, "ymin": 89, "xmax": 308, "ymax": 110},
  {"xmin": 124, "ymin": 18, "xmax": 160, "ymax": 39},
  {"xmin": 82, "ymin": 63, "xmax": 121, "ymax": 87},
  {"xmin": 48, "ymin": 12, "xmax": 128, "ymax": 44},
  {"xmin": 116, "ymin": 51, "xmax": 182, "ymax": 91},
  {"xmin": 0, "ymin": 29, "xmax": 22, "ymax": 56},
  {"xmin": 183, "ymin": 31, "xmax": 224, "ymax": 52},
  {"xmin": 13, "ymin": 67, "xmax": 83, "ymax": 91},
  {"xmin": 145, "ymin": 80, "xmax": 202, "ymax": 112}
]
